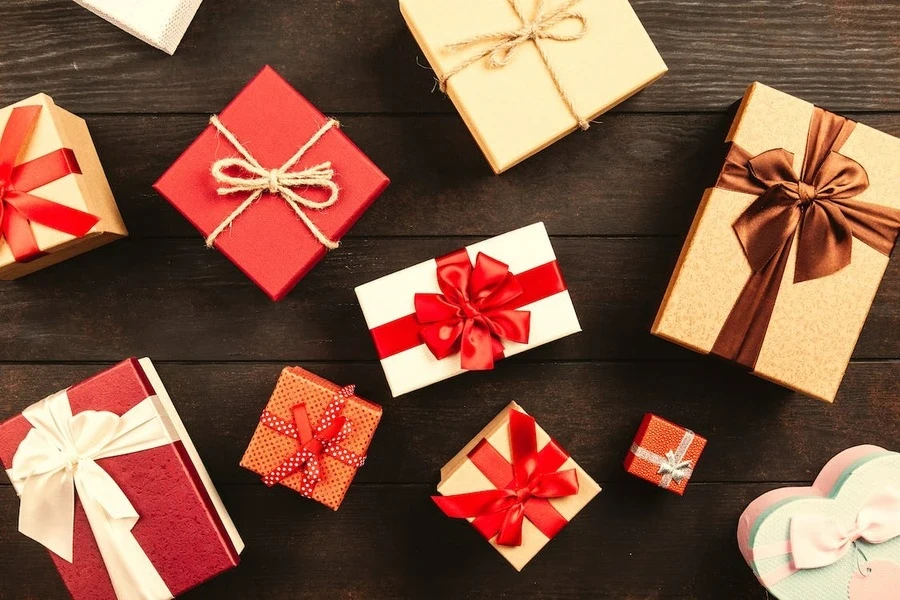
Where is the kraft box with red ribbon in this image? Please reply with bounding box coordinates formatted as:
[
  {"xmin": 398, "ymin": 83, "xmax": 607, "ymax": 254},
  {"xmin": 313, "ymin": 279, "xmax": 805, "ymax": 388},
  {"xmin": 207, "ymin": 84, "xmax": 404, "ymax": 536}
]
[
  {"xmin": 355, "ymin": 222, "xmax": 581, "ymax": 397},
  {"xmin": 738, "ymin": 445, "xmax": 900, "ymax": 600},
  {"xmin": 0, "ymin": 358, "xmax": 244, "ymax": 600},
  {"xmin": 624, "ymin": 414, "xmax": 707, "ymax": 496},
  {"xmin": 652, "ymin": 82, "xmax": 900, "ymax": 402},
  {"xmin": 239, "ymin": 367, "xmax": 382, "ymax": 510},
  {"xmin": 432, "ymin": 402, "xmax": 601, "ymax": 571},
  {"xmin": 154, "ymin": 66, "xmax": 390, "ymax": 301},
  {"xmin": 0, "ymin": 94, "xmax": 128, "ymax": 280}
]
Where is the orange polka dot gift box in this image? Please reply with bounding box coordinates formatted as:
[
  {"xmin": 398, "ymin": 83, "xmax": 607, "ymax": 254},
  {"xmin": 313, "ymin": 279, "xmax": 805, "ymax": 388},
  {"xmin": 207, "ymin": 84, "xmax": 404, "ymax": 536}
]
[
  {"xmin": 624, "ymin": 413, "xmax": 707, "ymax": 496},
  {"xmin": 240, "ymin": 367, "xmax": 382, "ymax": 510}
]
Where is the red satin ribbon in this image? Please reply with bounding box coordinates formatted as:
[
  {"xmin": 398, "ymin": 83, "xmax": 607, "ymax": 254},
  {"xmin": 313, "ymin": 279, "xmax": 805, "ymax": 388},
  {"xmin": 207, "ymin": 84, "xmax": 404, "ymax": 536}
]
[
  {"xmin": 260, "ymin": 385, "xmax": 366, "ymax": 497},
  {"xmin": 371, "ymin": 249, "xmax": 568, "ymax": 370},
  {"xmin": 433, "ymin": 409, "xmax": 579, "ymax": 547},
  {"xmin": 711, "ymin": 108, "xmax": 900, "ymax": 368},
  {"xmin": 0, "ymin": 105, "xmax": 99, "ymax": 262}
]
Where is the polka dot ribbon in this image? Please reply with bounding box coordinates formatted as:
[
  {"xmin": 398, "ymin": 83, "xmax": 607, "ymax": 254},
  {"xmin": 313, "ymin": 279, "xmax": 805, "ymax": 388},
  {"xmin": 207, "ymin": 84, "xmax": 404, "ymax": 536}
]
[{"xmin": 259, "ymin": 385, "xmax": 366, "ymax": 496}]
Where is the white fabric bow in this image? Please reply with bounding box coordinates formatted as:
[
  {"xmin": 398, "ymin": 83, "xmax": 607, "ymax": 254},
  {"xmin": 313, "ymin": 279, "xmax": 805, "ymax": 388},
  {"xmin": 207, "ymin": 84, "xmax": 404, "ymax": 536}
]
[
  {"xmin": 7, "ymin": 390, "xmax": 175, "ymax": 600},
  {"xmin": 790, "ymin": 486, "xmax": 900, "ymax": 570},
  {"xmin": 629, "ymin": 429, "xmax": 696, "ymax": 489},
  {"xmin": 657, "ymin": 450, "xmax": 693, "ymax": 483}
]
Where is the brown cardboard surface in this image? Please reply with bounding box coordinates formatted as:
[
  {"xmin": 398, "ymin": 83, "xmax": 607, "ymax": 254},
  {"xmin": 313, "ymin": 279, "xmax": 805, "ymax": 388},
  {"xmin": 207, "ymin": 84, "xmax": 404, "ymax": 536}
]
[
  {"xmin": 436, "ymin": 402, "xmax": 601, "ymax": 571},
  {"xmin": 0, "ymin": 94, "xmax": 127, "ymax": 279},
  {"xmin": 399, "ymin": 0, "xmax": 667, "ymax": 174},
  {"xmin": 652, "ymin": 82, "xmax": 900, "ymax": 402}
]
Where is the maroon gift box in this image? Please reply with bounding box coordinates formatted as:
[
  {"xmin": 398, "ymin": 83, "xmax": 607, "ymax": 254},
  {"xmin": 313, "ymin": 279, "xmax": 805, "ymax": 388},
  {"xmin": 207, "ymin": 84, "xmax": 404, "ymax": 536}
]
[
  {"xmin": 0, "ymin": 358, "xmax": 243, "ymax": 599},
  {"xmin": 154, "ymin": 66, "xmax": 390, "ymax": 301}
]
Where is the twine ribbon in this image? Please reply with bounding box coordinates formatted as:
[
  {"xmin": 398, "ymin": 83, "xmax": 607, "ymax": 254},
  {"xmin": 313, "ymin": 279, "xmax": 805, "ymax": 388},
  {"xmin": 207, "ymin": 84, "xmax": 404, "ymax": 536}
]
[
  {"xmin": 259, "ymin": 385, "xmax": 366, "ymax": 497},
  {"xmin": 629, "ymin": 429, "xmax": 695, "ymax": 489},
  {"xmin": 206, "ymin": 115, "xmax": 341, "ymax": 250},
  {"xmin": 438, "ymin": 0, "xmax": 590, "ymax": 130}
]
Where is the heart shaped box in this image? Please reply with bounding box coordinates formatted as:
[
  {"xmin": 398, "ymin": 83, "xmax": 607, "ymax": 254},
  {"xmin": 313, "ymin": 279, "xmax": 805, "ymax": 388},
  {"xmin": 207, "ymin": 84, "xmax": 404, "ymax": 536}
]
[{"xmin": 738, "ymin": 445, "xmax": 900, "ymax": 599}]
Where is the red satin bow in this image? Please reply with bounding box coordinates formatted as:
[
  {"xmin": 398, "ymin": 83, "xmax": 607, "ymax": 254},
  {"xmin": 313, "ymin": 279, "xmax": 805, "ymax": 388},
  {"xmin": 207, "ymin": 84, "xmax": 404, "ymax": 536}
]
[
  {"xmin": 433, "ymin": 409, "xmax": 579, "ymax": 547},
  {"xmin": 0, "ymin": 105, "xmax": 99, "ymax": 262},
  {"xmin": 415, "ymin": 252, "xmax": 531, "ymax": 371},
  {"xmin": 260, "ymin": 385, "xmax": 366, "ymax": 497}
]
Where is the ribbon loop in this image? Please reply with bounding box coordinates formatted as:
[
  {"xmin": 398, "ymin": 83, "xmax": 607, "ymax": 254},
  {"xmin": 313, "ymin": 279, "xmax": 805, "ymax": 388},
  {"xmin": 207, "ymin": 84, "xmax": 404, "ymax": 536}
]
[{"xmin": 206, "ymin": 115, "xmax": 342, "ymax": 251}]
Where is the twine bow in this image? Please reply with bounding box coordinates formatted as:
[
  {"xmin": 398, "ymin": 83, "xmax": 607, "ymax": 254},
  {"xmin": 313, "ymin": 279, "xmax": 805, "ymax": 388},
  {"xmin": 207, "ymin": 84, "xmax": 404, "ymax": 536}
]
[
  {"xmin": 206, "ymin": 115, "xmax": 341, "ymax": 250},
  {"xmin": 438, "ymin": 0, "xmax": 590, "ymax": 130}
]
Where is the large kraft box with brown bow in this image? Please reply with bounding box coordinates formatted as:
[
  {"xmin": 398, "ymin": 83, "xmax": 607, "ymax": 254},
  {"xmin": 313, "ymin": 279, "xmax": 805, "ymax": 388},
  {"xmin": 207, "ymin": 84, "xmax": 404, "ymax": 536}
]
[
  {"xmin": 239, "ymin": 367, "xmax": 382, "ymax": 510},
  {"xmin": 399, "ymin": 0, "xmax": 667, "ymax": 174},
  {"xmin": 0, "ymin": 94, "xmax": 127, "ymax": 279},
  {"xmin": 154, "ymin": 66, "xmax": 390, "ymax": 301},
  {"xmin": 432, "ymin": 402, "xmax": 601, "ymax": 571},
  {"xmin": 355, "ymin": 222, "xmax": 582, "ymax": 397},
  {"xmin": 652, "ymin": 82, "xmax": 900, "ymax": 402},
  {"xmin": 0, "ymin": 358, "xmax": 243, "ymax": 599}
]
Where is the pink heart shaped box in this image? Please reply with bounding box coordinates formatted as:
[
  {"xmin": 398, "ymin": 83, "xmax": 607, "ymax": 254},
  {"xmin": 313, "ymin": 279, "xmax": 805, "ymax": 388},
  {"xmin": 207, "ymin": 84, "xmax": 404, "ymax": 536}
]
[{"xmin": 737, "ymin": 445, "xmax": 900, "ymax": 599}]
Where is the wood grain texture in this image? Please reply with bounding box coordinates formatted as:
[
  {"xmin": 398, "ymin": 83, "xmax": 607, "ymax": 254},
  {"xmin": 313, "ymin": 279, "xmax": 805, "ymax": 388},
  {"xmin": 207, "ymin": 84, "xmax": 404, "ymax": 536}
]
[{"xmin": 1, "ymin": 0, "xmax": 898, "ymax": 598}]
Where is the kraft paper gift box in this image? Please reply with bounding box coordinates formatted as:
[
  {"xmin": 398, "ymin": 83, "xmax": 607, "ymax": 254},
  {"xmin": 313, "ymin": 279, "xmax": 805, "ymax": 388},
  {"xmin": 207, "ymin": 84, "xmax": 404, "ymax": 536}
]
[
  {"xmin": 0, "ymin": 358, "xmax": 243, "ymax": 600},
  {"xmin": 624, "ymin": 414, "xmax": 707, "ymax": 496},
  {"xmin": 155, "ymin": 66, "xmax": 390, "ymax": 301},
  {"xmin": 738, "ymin": 445, "xmax": 900, "ymax": 600},
  {"xmin": 399, "ymin": 0, "xmax": 667, "ymax": 174},
  {"xmin": 652, "ymin": 82, "xmax": 900, "ymax": 402},
  {"xmin": 0, "ymin": 94, "xmax": 127, "ymax": 280},
  {"xmin": 240, "ymin": 367, "xmax": 382, "ymax": 510},
  {"xmin": 73, "ymin": 0, "xmax": 203, "ymax": 55},
  {"xmin": 355, "ymin": 222, "xmax": 581, "ymax": 397},
  {"xmin": 432, "ymin": 402, "xmax": 601, "ymax": 571}
]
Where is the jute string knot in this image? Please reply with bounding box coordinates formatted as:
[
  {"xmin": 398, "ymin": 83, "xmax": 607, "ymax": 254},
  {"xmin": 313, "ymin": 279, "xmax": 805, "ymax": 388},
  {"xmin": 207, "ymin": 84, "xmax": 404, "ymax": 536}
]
[
  {"xmin": 438, "ymin": 0, "xmax": 590, "ymax": 130},
  {"xmin": 207, "ymin": 115, "xmax": 342, "ymax": 250}
]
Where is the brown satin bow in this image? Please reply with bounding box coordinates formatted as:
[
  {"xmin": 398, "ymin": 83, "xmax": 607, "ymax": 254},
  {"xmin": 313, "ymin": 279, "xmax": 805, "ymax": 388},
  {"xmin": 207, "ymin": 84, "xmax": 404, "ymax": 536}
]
[{"xmin": 712, "ymin": 108, "xmax": 900, "ymax": 368}]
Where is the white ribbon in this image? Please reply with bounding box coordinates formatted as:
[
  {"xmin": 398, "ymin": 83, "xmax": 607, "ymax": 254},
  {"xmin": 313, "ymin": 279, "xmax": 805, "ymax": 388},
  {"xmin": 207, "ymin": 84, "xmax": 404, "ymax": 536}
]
[
  {"xmin": 6, "ymin": 390, "xmax": 175, "ymax": 600},
  {"xmin": 630, "ymin": 429, "xmax": 695, "ymax": 489}
]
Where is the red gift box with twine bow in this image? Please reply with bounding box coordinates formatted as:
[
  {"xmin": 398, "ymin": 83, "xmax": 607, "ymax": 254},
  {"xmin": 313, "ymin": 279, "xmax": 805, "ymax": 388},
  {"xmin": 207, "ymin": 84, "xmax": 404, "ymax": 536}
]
[
  {"xmin": 433, "ymin": 402, "xmax": 600, "ymax": 571},
  {"xmin": 154, "ymin": 66, "xmax": 390, "ymax": 301},
  {"xmin": 624, "ymin": 413, "xmax": 707, "ymax": 495}
]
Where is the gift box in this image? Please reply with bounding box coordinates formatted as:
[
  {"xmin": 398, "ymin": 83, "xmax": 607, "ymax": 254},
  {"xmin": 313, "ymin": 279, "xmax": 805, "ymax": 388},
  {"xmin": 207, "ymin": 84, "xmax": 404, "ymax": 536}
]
[
  {"xmin": 624, "ymin": 413, "xmax": 706, "ymax": 495},
  {"xmin": 0, "ymin": 94, "xmax": 127, "ymax": 280},
  {"xmin": 154, "ymin": 66, "xmax": 390, "ymax": 301},
  {"xmin": 73, "ymin": 0, "xmax": 203, "ymax": 55},
  {"xmin": 738, "ymin": 445, "xmax": 900, "ymax": 600},
  {"xmin": 652, "ymin": 82, "xmax": 900, "ymax": 402},
  {"xmin": 399, "ymin": 0, "xmax": 667, "ymax": 174},
  {"xmin": 355, "ymin": 222, "xmax": 581, "ymax": 397},
  {"xmin": 432, "ymin": 402, "xmax": 601, "ymax": 571},
  {"xmin": 0, "ymin": 358, "xmax": 243, "ymax": 600},
  {"xmin": 240, "ymin": 367, "xmax": 382, "ymax": 510}
]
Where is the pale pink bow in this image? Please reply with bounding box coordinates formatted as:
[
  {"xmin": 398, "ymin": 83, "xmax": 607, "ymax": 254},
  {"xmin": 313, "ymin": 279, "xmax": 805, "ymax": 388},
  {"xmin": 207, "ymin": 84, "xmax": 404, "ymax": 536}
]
[{"xmin": 790, "ymin": 486, "xmax": 900, "ymax": 570}]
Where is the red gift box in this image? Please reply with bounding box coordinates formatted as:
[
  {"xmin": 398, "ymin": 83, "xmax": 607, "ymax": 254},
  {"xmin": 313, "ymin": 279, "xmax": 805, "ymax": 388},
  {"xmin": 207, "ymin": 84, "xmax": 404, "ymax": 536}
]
[
  {"xmin": 624, "ymin": 414, "xmax": 707, "ymax": 495},
  {"xmin": 154, "ymin": 66, "xmax": 390, "ymax": 301},
  {"xmin": 0, "ymin": 358, "xmax": 243, "ymax": 599}
]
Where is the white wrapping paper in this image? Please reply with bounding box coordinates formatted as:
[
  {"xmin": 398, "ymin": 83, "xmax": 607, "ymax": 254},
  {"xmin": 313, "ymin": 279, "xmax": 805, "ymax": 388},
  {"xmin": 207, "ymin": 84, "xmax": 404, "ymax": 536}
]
[{"xmin": 73, "ymin": 0, "xmax": 203, "ymax": 54}]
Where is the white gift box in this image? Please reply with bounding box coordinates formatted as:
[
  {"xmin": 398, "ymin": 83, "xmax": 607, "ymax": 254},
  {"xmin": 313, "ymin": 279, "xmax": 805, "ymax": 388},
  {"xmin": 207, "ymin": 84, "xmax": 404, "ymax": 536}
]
[
  {"xmin": 73, "ymin": 0, "xmax": 202, "ymax": 55},
  {"xmin": 355, "ymin": 223, "xmax": 581, "ymax": 396}
]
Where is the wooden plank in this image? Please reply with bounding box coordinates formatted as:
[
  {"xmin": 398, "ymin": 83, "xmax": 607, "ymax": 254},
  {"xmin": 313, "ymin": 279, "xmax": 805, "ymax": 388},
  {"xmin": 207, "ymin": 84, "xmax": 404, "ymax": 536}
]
[
  {"xmin": 0, "ymin": 237, "xmax": 897, "ymax": 362},
  {"xmin": 1, "ymin": 361, "xmax": 896, "ymax": 485},
  {"xmin": 1, "ymin": 0, "xmax": 898, "ymax": 113},
  {"xmin": 82, "ymin": 112, "xmax": 900, "ymax": 239}
]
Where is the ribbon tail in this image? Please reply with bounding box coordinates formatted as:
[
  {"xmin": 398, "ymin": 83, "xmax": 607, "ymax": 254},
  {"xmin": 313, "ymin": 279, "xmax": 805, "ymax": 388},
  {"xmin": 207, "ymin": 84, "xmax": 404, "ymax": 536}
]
[
  {"xmin": 18, "ymin": 470, "xmax": 76, "ymax": 562},
  {"xmin": 2, "ymin": 200, "xmax": 43, "ymax": 262},
  {"xmin": 495, "ymin": 502, "xmax": 527, "ymax": 547}
]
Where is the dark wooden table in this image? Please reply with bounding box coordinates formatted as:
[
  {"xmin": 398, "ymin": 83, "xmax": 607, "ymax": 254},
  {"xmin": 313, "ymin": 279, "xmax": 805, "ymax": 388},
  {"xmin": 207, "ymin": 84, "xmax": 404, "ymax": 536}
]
[{"xmin": 1, "ymin": 1, "xmax": 898, "ymax": 598}]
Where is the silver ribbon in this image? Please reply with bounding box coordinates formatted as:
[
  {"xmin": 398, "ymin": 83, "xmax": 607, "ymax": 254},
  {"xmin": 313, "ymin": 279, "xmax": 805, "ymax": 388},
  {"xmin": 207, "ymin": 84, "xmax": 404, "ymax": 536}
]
[{"xmin": 630, "ymin": 429, "xmax": 695, "ymax": 489}]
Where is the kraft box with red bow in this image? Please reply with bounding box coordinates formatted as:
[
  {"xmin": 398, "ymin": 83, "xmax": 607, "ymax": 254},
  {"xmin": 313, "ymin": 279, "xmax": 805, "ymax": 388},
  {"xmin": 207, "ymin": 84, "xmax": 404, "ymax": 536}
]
[
  {"xmin": 73, "ymin": 0, "xmax": 202, "ymax": 55},
  {"xmin": 154, "ymin": 66, "xmax": 390, "ymax": 301},
  {"xmin": 0, "ymin": 94, "xmax": 128, "ymax": 280},
  {"xmin": 239, "ymin": 367, "xmax": 382, "ymax": 510},
  {"xmin": 355, "ymin": 222, "xmax": 581, "ymax": 397},
  {"xmin": 652, "ymin": 82, "xmax": 900, "ymax": 402},
  {"xmin": 432, "ymin": 402, "xmax": 601, "ymax": 571},
  {"xmin": 0, "ymin": 358, "xmax": 244, "ymax": 600},
  {"xmin": 738, "ymin": 445, "xmax": 900, "ymax": 600},
  {"xmin": 624, "ymin": 414, "xmax": 707, "ymax": 496}
]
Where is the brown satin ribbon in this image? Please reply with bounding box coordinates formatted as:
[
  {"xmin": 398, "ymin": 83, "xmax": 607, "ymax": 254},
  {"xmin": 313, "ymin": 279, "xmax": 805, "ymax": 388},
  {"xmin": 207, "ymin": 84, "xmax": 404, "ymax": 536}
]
[{"xmin": 711, "ymin": 108, "xmax": 900, "ymax": 368}]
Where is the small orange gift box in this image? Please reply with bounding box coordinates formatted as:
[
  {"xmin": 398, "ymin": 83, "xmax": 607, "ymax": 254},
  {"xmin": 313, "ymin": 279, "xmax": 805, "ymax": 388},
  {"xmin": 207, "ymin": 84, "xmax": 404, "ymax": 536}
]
[
  {"xmin": 624, "ymin": 414, "xmax": 707, "ymax": 496},
  {"xmin": 240, "ymin": 367, "xmax": 382, "ymax": 510}
]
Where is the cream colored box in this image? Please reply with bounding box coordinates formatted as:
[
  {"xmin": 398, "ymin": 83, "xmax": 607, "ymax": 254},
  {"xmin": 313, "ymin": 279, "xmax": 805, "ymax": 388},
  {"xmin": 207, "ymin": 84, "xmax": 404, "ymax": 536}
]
[
  {"xmin": 0, "ymin": 94, "xmax": 127, "ymax": 279},
  {"xmin": 653, "ymin": 82, "xmax": 900, "ymax": 402},
  {"xmin": 400, "ymin": 0, "xmax": 667, "ymax": 174},
  {"xmin": 73, "ymin": 0, "xmax": 202, "ymax": 55}
]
